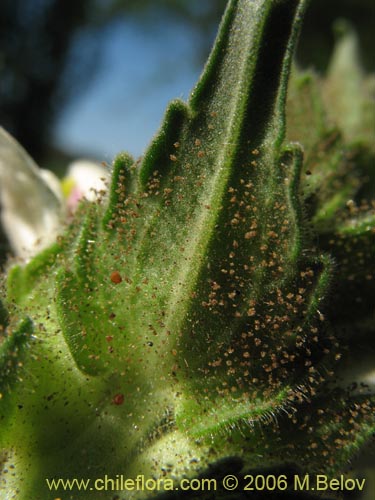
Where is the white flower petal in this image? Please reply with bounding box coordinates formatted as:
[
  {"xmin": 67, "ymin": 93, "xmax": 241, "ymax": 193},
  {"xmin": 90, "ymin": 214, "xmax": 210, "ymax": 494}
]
[
  {"xmin": 66, "ymin": 160, "xmax": 109, "ymax": 203},
  {"xmin": 39, "ymin": 168, "xmax": 65, "ymax": 204},
  {"xmin": 0, "ymin": 127, "xmax": 65, "ymax": 260}
]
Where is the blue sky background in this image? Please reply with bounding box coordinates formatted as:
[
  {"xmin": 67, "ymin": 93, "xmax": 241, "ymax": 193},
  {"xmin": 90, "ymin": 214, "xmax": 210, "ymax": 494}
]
[{"xmin": 54, "ymin": 15, "xmax": 217, "ymax": 162}]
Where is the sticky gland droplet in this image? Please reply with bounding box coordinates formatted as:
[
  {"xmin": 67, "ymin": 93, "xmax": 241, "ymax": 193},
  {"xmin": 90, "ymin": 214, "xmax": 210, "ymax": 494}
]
[
  {"xmin": 110, "ymin": 271, "xmax": 122, "ymax": 284},
  {"xmin": 112, "ymin": 393, "xmax": 124, "ymax": 405}
]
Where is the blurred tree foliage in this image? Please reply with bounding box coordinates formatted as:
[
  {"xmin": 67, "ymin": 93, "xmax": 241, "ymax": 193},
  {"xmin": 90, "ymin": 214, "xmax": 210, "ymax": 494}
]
[
  {"xmin": 0, "ymin": 0, "xmax": 373, "ymax": 164},
  {"xmin": 0, "ymin": 0, "xmax": 92, "ymax": 162}
]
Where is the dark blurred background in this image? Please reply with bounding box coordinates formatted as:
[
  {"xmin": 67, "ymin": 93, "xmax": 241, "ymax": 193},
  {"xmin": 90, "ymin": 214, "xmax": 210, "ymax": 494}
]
[{"xmin": 0, "ymin": 0, "xmax": 374, "ymax": 171}]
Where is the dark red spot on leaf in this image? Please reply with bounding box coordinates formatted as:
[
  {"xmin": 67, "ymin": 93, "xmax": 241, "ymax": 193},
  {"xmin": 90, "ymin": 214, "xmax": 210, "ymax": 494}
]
[
  {"xmin": 112, "ymin": 393, "xmax": 124, "ymax": 405},
  {"xmin": 110, "ymin": 271, "xmax": 122, "ymax": 284}
]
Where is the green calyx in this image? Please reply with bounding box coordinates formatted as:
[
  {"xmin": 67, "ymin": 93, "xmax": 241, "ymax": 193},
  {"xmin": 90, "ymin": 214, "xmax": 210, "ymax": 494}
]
[{"xmin": 1, "ymin": 0, "xmax": 374, "ymax": 498}]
